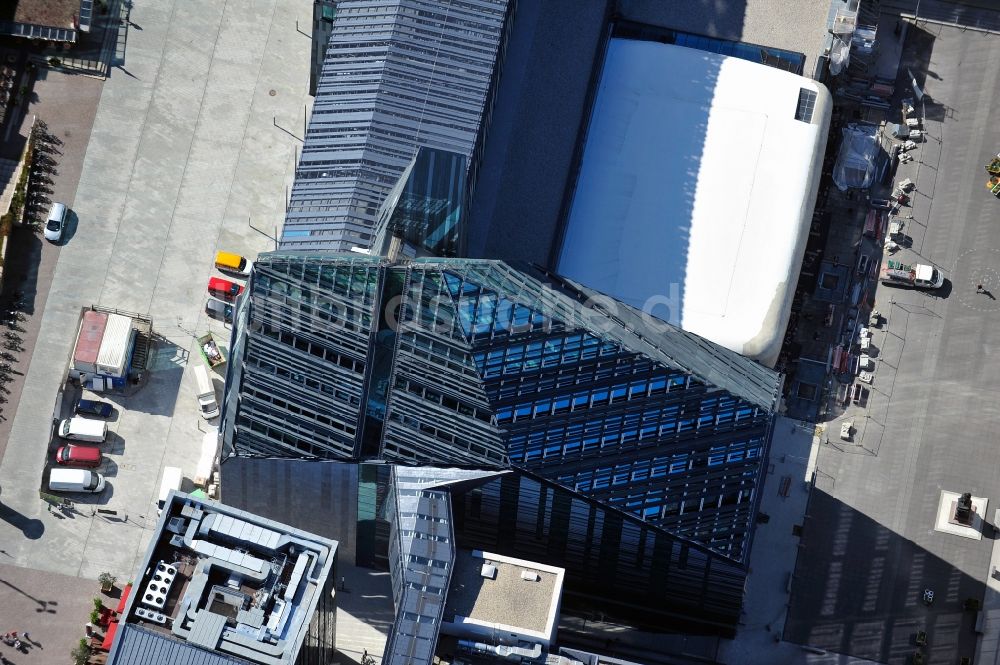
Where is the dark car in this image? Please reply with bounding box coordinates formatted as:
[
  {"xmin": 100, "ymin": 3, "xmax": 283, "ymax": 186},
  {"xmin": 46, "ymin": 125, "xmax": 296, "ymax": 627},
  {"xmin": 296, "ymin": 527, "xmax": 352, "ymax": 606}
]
[
  {"xmin": 75, "ymin": 398, "xmax": 113, "ymax": 418},
  {"xmin": 55, "ymin": 444, "xmax": 103, "ymax": 468},
  {"xmin": 205, "ymin": 298, "xmax": 233, "ymax": 323}
]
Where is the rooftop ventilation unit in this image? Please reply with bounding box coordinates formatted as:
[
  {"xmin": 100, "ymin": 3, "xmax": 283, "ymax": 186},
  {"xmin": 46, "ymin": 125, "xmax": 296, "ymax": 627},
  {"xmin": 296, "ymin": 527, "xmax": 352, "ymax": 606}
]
[
  {"xmin": 142, "ymin": 561, "xmax": 177, "ymax": 610},
  {"xmin": 480, "ymin": 563, "xmax": 497, "ymax": 580},
  {"xmin": 520, "ymin": 570, "xmax": 539, "ymax": 582},
  {"xmin": 135, "ymin": 606, "xmax": 168, "ymax": 624}
]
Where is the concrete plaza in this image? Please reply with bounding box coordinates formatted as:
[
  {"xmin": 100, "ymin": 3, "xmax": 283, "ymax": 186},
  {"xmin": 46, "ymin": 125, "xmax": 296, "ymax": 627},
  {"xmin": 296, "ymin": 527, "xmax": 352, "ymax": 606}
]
[
  {"xmin": 0, "ymin": 562, "xmax": 102, "ymax": 664},
  {"xmin": 0, "ymin": 0, "xmax": 312, "ymax": 585}
]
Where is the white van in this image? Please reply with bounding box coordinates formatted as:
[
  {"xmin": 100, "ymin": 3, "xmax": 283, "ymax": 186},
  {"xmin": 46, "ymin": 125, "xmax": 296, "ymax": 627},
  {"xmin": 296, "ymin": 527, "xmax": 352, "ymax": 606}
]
[
  {"xmin": 157, "ymin": 466, "xmax": 183, "ymax": 514},
  {"xmin": 194, "ymin": 365, "xmax": 219, "ymax": 419},
  {"xmin": 58, "ymin": 417, "xmax": 108, "ymax": 443},
  {"xmin": 49, "ymin": 468, "xmax": 106, "ymax": 493}
]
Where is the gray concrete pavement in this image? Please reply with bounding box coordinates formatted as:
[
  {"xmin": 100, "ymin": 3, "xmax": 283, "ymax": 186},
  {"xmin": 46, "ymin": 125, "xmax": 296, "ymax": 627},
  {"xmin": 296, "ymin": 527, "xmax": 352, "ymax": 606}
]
[
  {"xmin": 786, "ymin": 22, "xmax": 1000, "ymax": 665},
  {"xmin": 0, "ymin": 0, "xmax": 312, "ymax": 586},
  {"xmin": 719, "ymin": 418, "xmax": 823, "ymax": 664},
  {"xmin": 0, "ymin": 562, "xmax": 102, "ymax": 664}
]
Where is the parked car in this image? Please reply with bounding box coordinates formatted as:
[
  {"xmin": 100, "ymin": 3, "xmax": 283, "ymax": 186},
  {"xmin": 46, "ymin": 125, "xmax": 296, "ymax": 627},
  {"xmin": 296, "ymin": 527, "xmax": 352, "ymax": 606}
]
[
  {"xmin": 75, "ymin": 398, "xmax": 113, "ymax": 418},
  {"xmin": 205, "ymin": 298, "xmax": 233, "ymax": 323},
  {"xmin": 55, "ymin": 444, "xmax": 103, "ymax": 468},
  {"xmin": 44, "ymin": 202, "xmax": 67, "ymax": 242},
  {"xmin": 214, "ymin": 251, "xmax": 252, "ymax": 276},
  {"xmin": 208, "ymin": 276, "xmax": 244, "ymax": 301},
  {"xmin": 58, "ymin": 417, "xmax": 108, "ymax": 443},
  {"xmin": 49, "ymin": 468, "xmax": 105, "ymax": 493}
]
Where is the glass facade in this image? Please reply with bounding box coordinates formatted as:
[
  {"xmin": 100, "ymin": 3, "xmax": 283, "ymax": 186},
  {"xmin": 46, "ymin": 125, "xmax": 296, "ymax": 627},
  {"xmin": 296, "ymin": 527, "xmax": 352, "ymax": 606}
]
[
  {"xmin": 372, "ymin": 147, "xmax": 467, "ymax": 258},
  {"xmin": 282, "ymin": 0, "xmax": 510, "ymax": 250},
  {"xmin": 448, "ymin": 470, "xmax": 748, "ymax": 637},
  {"xmin": 221, "ymin": 254, "xmax": 780, "ymax": 564},
  {"xmin": 376, "ymin": 466, "xmax": 748, "ymax": 641}
]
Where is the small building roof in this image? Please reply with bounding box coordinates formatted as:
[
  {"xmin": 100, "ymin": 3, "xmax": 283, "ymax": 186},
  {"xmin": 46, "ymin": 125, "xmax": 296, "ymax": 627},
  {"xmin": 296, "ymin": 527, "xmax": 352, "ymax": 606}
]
[
  {"xmin": 443, "ymin": 550, "xmax": 563, "ymax": 638},
  {"xmin": 108, "ymin": 625, "xmax": 246, "ymax": 665},
  {"xmin": 14, "ymin": 0, "xmax": 79, "ymax": 27},
  {"xmin": 108, "ymin": 492, "xmax": 337, "ymax": 665}
]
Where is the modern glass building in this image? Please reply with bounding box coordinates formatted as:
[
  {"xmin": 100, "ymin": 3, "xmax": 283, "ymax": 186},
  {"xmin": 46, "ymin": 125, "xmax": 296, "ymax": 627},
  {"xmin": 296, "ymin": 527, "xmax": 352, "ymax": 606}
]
[
  {"xmin": 370, "ymin": 147, "xmax": 467, "ymax": 258},
  {"xmin": 383, "ymin": 466, "xmax": 749, "ymax": 643},
  {"xmin": 281, "ymin": 0, "xmax": 510, "ymax": 250},
  {"xmin": 220, "ymin": 252, "xmax": 780, "ymax": 564}
]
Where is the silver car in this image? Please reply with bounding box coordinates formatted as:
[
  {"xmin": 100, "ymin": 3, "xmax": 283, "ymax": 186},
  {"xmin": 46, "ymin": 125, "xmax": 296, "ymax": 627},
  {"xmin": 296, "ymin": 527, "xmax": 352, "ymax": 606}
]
[{"xmin": 205, "ymin": 298, "xmax": 233, "ymax": 323}]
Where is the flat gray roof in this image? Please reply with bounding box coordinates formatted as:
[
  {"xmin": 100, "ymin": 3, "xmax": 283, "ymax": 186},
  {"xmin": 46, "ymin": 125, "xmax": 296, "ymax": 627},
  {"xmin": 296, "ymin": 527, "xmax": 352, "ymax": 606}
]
[
  {"xmin": 619, "ymin": 0, "xmax": 832, "ymax": 77},
  {"xmin": 110, "ymin": 625, "xmax": 245, "ymax": 665},
  {"xmin": 444, "ymin": 550, "xmax": 558, "ymax": 634},
  {"xmin": 109, "ymin": 492, "xmax": 337, "ymax": 665}
]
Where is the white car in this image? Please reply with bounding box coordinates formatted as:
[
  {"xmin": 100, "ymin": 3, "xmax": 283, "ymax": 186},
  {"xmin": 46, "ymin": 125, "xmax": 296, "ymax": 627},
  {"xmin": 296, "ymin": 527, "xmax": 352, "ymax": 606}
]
[{"xmin": 43, "ymin": 202, "xmax": 67, "ymax": 242}]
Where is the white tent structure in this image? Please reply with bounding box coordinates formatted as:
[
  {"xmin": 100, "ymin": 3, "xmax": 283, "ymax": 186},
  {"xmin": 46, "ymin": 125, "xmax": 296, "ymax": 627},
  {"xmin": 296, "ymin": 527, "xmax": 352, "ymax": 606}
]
[{"xmin": 557, "ymin": 39, "xmax": 831, "ymax": 367}]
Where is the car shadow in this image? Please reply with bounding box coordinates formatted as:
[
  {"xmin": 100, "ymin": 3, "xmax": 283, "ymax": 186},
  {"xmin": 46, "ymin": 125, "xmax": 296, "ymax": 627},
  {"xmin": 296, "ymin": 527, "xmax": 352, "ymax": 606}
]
[
  {"xmin": 58, "ymin": 208, "xmax": 79, "ymax": 245},
  {"xmin": 929, "ymin": 278, "xmax": 952, "ymax": 299},
  {"xmin": 100, "ymin": 457, "xmax": 120, "ymax": 479},
  {"xmin": 104, "ymin": 431, "xmax": 126, "ymax": 456}
]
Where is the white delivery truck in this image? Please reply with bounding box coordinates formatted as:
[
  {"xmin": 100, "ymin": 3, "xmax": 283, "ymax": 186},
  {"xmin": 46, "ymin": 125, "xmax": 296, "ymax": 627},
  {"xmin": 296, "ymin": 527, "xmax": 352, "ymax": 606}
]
[
  {"xmin": 157, "ymin": 466, "xmax": 183, "ymax": 514},
  {"xmin": 58, "ymin": 417, "xmax": 108, "ymax": 442},
  {"xmin": 879, "ymin": 259, "xmax": 944, "ymax": 290},
  {"xmin": 49, "ymin": 468, "xmax": 106, "ymax": 493},
  {"xmin": 194, "ymin": 365, "xmax": 220, "ymax": 419}
]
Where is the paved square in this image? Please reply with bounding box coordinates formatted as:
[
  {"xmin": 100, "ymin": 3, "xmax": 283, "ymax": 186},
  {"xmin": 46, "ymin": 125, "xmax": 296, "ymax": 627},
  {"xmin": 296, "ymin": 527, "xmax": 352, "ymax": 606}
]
[
  {"xmin": 786, "ymin": 22, "xmax": 1000, "ymax": 664},
  {"xmin": 0, "ymin": 0, "xmax": 312, "ymax": 585},
  {"xmin": 0, "ymin": 562, "xmax": 102, "ymax": 663}
]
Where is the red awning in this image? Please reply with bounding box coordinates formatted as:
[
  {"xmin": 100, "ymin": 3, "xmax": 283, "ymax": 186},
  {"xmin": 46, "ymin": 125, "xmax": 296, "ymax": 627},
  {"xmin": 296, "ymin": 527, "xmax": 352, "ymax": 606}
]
[
  {"xmin": 101, "ymin": 620, "xmax": 119, "ymax": 651},
  {"xmin": 115, "ymin": 584, "xmax": 132, "ymax": 614}
]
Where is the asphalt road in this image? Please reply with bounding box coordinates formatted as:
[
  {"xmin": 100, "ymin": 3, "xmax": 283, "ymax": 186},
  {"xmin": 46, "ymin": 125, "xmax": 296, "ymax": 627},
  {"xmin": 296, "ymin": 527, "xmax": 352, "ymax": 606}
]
[{"xmin": 786, "ymin": 22, "xmax": 1000, "ymax": 665}]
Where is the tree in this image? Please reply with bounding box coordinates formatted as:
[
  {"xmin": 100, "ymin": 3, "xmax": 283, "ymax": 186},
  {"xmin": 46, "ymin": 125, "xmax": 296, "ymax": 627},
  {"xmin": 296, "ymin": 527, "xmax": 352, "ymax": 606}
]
[
  {"xmin": 71, "ymin": 638, "xmax": 91, "ymax": 665},
  {"xmin": 99, "ymin": 572, "xmax": 117, "ymax": 592}
]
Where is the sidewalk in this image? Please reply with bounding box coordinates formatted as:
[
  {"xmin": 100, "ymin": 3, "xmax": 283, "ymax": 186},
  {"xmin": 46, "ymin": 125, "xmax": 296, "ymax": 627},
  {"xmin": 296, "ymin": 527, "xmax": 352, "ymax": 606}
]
[
  {"xmin": 335, "ymin": 563, "xmax": 394, "ymax": 665},
  {"xmin": 719, "ymin": 417, "xmax": 820, "ymax": 664},
  {"xmin": 976, "ymin": 510, "xmax": 1000, "ymax": 664}
]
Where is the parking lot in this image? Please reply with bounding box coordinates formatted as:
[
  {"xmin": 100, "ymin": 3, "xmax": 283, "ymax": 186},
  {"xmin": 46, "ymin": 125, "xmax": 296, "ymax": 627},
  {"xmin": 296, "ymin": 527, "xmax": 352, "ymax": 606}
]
[
  {"xmin": 786, "ymin": 22, "xmax": 1000, "ymax": 665},
  {"xmin": 0, "ymin": 0, "xmax": 312, "ymax": 582}
]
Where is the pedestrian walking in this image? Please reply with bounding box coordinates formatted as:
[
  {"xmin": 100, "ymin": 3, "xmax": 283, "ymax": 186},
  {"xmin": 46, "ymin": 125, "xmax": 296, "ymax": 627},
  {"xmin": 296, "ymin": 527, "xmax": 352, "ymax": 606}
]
[{"xmin": 977, "ymin": 284, "xmax": 984, "ymax": 294}]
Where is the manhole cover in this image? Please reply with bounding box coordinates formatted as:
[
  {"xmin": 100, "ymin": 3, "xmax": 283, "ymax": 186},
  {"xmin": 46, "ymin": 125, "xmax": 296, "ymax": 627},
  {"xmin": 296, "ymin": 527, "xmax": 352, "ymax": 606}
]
[{"xmin": 269, "ymin": 89, "xmax": 276, "ymax": 96}]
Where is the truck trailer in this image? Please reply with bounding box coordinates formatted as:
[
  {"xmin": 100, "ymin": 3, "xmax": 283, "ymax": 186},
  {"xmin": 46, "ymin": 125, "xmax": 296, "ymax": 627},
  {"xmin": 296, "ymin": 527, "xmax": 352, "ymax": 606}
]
[{"xmin": 879, "ymin": 259, "xmax": 944, "ymax": 290}]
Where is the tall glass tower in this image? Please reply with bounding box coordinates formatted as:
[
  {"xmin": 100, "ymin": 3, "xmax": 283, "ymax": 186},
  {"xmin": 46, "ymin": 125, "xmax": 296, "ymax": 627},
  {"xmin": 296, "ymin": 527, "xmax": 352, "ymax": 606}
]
[
  {"xmin": 282, "ymin": 0, "xmax": 510, "ymax": 250},
  {"xmin": 220, "ymin": 252, "xmax": 780, "ymax": 563}
]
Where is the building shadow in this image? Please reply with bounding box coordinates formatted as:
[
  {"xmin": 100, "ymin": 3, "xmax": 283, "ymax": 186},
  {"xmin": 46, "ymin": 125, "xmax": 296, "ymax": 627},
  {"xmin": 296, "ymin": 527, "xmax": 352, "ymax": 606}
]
[
  {"xmin": 124, "ymin": 338, "xmax": 183, "ymax": 417},
  {"xmin": 1, "ymin": 225, "xmax": 42, "ymax": 316},
  {"xmin": 785, "ymin": 488, "xmax": 981, "ymax": 664}
]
